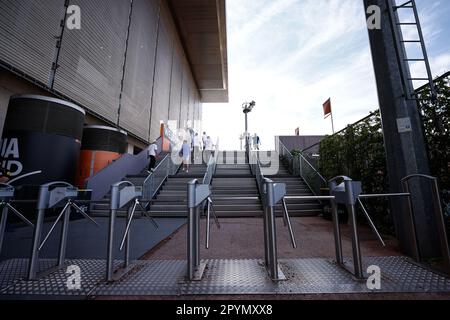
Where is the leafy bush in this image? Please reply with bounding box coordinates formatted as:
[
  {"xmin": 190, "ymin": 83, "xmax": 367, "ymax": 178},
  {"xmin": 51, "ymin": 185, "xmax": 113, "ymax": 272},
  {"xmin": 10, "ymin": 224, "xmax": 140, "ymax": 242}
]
[
  {"xmin": 318, "ymin": 72, "xmax": 449, "ymax": 236},
  {"xmin": 417, "ymin": 73, "xmax": 450, "ymax": 219},
  {"xmin": 318, "ymin": 111, "xmax": 393, "ymax": 234}
]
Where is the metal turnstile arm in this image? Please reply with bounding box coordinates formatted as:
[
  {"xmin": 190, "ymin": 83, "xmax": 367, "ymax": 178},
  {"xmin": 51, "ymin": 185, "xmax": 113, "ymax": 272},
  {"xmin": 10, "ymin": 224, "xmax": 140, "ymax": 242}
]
[
  {"xmin": 282, "ymin": 198, "xmax": 297, "ymax": 249},
  {"xmin": 119, "ymin": 199, "xmax": 138, "ymax": 251},
  {"xmin": 71, "ymin": 202, "xmax": 100, "ymax": 227},
  {"xmin": 357, "ymin": 198, "xmax": 386, "ymax": 247},
  {"xmin": 206, "ymin": 198, "xmax": 220, "ymax": 250},
  {"xmin": 137, "ymin": 201, "xmax": 159, "ymax": 230},
  {"xmin": 5, "ymin": 203, "xmax": 34, "ymax": 227},
  {"xmin": 38, "ymin": 202, "xmax": 71, "ymax": 251}
]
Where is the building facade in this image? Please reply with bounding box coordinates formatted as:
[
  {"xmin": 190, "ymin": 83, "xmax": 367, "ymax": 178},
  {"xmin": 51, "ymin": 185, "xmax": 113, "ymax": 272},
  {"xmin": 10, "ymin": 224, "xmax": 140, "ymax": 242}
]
[{"xmin": 0, "ymin": 0, "xmax": 228, "ymax": 151}]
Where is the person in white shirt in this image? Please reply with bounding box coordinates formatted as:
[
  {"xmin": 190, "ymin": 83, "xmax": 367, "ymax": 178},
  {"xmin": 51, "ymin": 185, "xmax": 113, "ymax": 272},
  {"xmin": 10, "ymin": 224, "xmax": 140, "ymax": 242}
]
[
  {"xmin": 202, "ymin": 132, "xmax": 207, "ymax": 150},
  {"xmin": 180, "ymin": 140, "xmax": 191, "ymax": 173},
  {"xmin": 147, "ymin": 142, "xmax": 158, "ymax": 172},
  {"xmin": 203, "ymin": 136, "xmax": 214, "ymax": 163},
  {"xmin": 193, "ymin": 133, "xmax": 201, "ymax": 164}
]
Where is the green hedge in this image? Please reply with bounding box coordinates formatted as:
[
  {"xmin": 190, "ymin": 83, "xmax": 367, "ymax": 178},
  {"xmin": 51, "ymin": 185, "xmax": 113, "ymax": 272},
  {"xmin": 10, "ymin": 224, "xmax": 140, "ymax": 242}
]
[
  {"xmin": 318, "ymin": 73, "xmax": 450, "ymax": 235},
  {"xmin": 417, "ymin": 74, "xmax": 450, "ymax": 223}
]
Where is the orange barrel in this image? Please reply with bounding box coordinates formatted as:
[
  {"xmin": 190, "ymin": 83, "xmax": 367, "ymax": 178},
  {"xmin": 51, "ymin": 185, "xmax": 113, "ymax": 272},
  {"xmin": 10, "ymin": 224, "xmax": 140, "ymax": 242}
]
[
  {"xmin": 1, "ymin": 95, "xmax": 85, "ymax": 186},
  {"xmin": 76, "ymin": 126, "xmax": 127, "ymax": 188}
]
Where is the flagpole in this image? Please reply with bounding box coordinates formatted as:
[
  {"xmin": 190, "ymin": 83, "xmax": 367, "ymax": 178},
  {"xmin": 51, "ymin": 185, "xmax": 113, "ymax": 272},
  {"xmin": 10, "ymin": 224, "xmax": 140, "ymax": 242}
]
[{"xmin": 330, "ymin": 112, "xmax": 335, "ymax": 134}]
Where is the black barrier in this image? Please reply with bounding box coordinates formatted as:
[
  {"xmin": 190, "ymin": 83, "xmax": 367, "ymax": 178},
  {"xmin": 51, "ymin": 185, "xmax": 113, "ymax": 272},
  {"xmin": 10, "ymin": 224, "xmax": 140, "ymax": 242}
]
[{"xmin": 2, "ymin": 95, "xmax": 85, "ymax": 187}]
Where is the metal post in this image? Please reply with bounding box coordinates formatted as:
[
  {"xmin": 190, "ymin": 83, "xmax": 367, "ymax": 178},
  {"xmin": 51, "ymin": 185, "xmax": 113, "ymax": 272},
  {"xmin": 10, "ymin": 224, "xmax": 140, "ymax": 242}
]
[
  {"xmin": 263, "ymin": 204, "xmax": 271, "ymax": 270},
  {"xmin": 261, "ymin": 183, "xmax": 270, "ymax": 269},
  {"xmin": 106, "ymin": 207, "xmax": 116, "ymax": 282},
  {"xmin": 57, "ymin": 204, "xmax": 71, "ymax": 267},
  {"xmin": 187, "ymin": 205, "xmax": 196, "ymax": 280},
  {"xmin": 344, "ymin": 179, "xmax": 364, "ymax": 279},
  {"xmin": 124, "ymin": 205, "xmax": 132, "ymax": 269},
  {"xmin": 195, "ymin": 205, "xmax": 200, "ymax": 267},
  {"xmin": 347, "ymin": 203, "xmax": 364, "ymax": 279},
  {"xmin": 265, "ymin": 180, "xmax": 279, "ymax": 280},
  {"xmin": 28, "ymin": 209, "xmax": 45, "ymax": 280},
  {"xmin": 331, "ymin": 199, "xmax": 343, "ymax": 264},
  {"xmin": 267, "ymin": 205, "xmax": 278, "ymax": 280},
  {"xmin": 0, "ymin": 205, "xmax": 8, "ymax": 254},
  {"xmin": 364, "ymin": 0, "xmax": 439, "ymax": 258},
  {"xmin": 106, "ymin": 184, "xmax": 119, "ymax": 283},
  {"xmin": 206, "ymin": 202, "xmax": 211, "ymax": 249},
  {"xmin": 402, "ymin": 182, "xmax": 421, "ymax": 261},
  {"xmin": 244, "ymin": 112, "xmax": 248, "ymax": 135},
  {"xmin": 187, "ymin": 181, "xmax": 197, "ymax": 280}
]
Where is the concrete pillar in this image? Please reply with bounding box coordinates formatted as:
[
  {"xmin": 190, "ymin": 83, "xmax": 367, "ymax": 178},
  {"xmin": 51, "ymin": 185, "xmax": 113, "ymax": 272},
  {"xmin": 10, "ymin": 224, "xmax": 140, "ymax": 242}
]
[{"xmin": 363, "ymin": 0, "xmax": 441, "ymax": 258}]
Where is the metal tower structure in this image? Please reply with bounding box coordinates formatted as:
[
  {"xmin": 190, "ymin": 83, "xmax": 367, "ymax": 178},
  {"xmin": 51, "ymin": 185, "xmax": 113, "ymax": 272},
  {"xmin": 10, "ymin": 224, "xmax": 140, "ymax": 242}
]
[{"xmin": 364, "ymin": 0, "xmax": 441, "ymax": 258}]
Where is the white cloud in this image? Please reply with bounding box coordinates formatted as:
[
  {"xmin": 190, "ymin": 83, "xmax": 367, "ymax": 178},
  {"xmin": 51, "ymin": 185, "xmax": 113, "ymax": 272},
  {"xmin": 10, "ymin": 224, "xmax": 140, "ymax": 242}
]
[{"xmin": 203, "ymin": 0, "xmax": 450, "ymax": 151}]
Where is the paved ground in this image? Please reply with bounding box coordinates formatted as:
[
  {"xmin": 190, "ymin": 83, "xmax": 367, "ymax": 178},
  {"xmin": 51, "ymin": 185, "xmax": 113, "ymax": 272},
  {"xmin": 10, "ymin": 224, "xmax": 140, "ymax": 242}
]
[
  {"xmin": 143, "ymin": 217, "xmax": 402, "ymax": 260},
  {"xmin": 0, "ymin": 217, "xmax": 186, "ymax": 261},
  {"xmin": 97, "ymin": 217, "xmax": 450, "ymax": 300}
]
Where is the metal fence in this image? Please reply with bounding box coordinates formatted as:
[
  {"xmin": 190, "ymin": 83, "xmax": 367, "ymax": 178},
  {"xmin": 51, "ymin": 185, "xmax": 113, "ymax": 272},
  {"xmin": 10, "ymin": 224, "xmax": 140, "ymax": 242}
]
[
  {"xmin": 275, "ymin": 138, "xmax": 327, "ymax": 197},
  {"xmin": 203, "ymin": 139, "xmax": 220, "ymax": 186},
  {"xmin": 308, "ymin": 72, "xmax": 450, "ymax": 233},
  {"xmin": 142, "ymin": 153, "xmax": 179, "ymax": 204}
]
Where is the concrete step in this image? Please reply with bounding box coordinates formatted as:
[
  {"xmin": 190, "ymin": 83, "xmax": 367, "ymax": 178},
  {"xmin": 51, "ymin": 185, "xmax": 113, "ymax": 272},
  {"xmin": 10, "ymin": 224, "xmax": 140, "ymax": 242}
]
[
  {"xmin": 213, "ymin": 211, "xmax": 263, "ymax": 217},
  {"xmin": 274, "ymin": 209, "xmax": 322, "ymax": 217},
  {"xmin": 274, "ymin": 203, "xmax": 322, "ymax": 210},
  {"xmin": 212, "ymin": 183, "xmax": 257, "ymax": 187},
  {"xmin": 212, "ymin": 204, "xmax": 263, "ymax": 211},
  {"xmin": 211, "ymin": 198, "xmax": 261, "ymax": 205},
  {"xmin": 212, "ymin": 191, "xmax": 259, "ymax": 196},
  {"xmin": 213, "ymin": 177, "xmax": 256, "ymax": 182}
]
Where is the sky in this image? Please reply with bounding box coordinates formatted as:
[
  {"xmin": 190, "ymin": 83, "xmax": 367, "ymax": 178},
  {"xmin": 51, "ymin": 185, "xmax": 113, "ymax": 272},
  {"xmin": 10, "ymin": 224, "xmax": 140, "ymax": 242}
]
[{"xmin": 201, "ymin": 0, "xmax": 450, "ymax": 151}]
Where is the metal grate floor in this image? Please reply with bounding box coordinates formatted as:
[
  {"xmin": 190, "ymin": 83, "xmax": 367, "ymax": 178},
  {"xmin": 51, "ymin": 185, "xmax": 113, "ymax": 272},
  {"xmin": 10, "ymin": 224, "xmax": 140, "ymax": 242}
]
[{"xmin": 0, "ymin": 257, "xmax": 449, "ymax": 298}]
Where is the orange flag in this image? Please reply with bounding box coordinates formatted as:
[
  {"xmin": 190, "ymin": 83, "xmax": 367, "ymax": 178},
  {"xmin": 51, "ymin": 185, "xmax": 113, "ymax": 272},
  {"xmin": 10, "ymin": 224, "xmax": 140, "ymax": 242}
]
[{"xmin": 323, "ymin": 98, "xmax": 332, "ymax": 118}]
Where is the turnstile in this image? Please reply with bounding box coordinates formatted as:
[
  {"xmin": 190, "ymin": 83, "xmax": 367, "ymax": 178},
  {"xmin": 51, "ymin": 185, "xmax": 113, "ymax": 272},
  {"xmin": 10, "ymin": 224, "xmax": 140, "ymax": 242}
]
[{"xmin": 28, "ymin": 182, "xmax": 99, "ymax": 280}]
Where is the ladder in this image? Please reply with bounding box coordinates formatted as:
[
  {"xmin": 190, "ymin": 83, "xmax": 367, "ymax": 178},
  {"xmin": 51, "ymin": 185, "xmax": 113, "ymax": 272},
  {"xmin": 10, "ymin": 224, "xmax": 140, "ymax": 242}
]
[{"xmin": 387, "ymin": 0, "xmax": 437, "ymax": 101}]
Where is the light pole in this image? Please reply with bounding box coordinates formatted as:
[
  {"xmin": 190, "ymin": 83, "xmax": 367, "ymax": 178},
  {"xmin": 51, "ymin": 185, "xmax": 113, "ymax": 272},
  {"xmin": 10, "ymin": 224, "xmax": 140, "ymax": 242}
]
[{"xmin": 242, "ymin": 101, "xmax": 255, "ymax": 157}]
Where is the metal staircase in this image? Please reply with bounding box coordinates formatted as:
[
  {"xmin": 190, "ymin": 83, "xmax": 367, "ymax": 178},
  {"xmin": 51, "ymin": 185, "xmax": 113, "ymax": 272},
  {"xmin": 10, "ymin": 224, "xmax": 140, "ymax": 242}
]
[
  {"xmin": 387, "ymin": 0, "xmax": 437, "ymax": 100},
  {"xmin": 90, "ymin": 170, "xmax": 153, "ymax": 217},
  {"xmin": 90, "ymin": 152, "xmax": 177, "ymax": 217},
  {"xmin": 148, "ymin": 165, "xmax": 207, "ymax": 217},
  {"xmin": 91, "ymin": 148, "xmax": 323, "ymax": 218},
  {"xmin": 262, "ymin": 152, "xmax": 323, "ymax": 217},
  {"xmin": 211, "ymin": 151, "xmax": 263, "ymax": 217},
  {"xmin": 269, "ymin": 176, "xmax": 323, "ymax": 217}
]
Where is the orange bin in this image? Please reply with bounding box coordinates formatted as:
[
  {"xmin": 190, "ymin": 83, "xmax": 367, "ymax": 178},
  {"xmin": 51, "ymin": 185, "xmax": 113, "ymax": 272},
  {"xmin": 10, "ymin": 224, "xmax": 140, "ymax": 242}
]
[{"xmin": 76, "ymin": 126, "xmax": 127, "ymax": 188}]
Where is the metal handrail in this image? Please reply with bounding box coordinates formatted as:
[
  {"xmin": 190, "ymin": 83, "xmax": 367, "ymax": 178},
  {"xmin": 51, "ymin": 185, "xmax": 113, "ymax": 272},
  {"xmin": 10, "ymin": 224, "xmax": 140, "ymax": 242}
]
[
  {"xmin": 142, "ymin": 153, "xmax": 170, "ymax": 201},
  {"xmin": 298, "ymin": 153, "xmax": 327, "ymax": 184},
  {"xmin": 203, "ymin": 140, "xmax": 219, "ymax": 186},
  {"xmin": 401, "ymin": 174, "xmax": 450, "ymax": 271},
  {"xmin": 276, "ymin": 137, "xmax": 327, "ymax": 197},
  {"xmin": 277, "ymin": 138, "xmax": 294, "ymax": 160},
  {"xmin": 249, "ymin": 151, "xmax": 266, "ymax": 197}
]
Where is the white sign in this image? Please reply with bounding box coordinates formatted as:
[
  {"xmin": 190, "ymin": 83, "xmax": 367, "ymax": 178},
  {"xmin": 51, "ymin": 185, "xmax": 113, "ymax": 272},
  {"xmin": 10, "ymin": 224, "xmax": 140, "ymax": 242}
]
[{"xmin": 397, "ymin": 117, "xmax": 413, "ymax": 133}]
